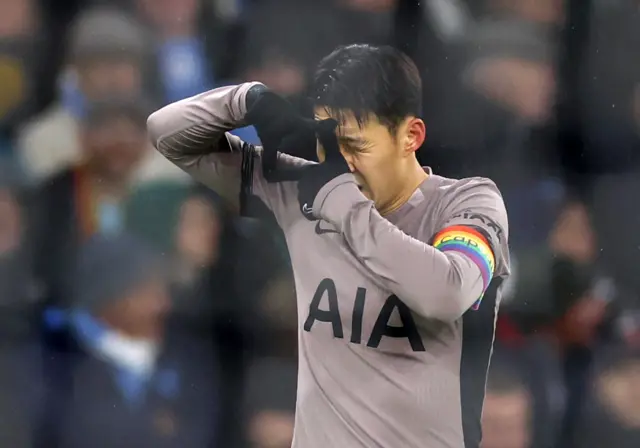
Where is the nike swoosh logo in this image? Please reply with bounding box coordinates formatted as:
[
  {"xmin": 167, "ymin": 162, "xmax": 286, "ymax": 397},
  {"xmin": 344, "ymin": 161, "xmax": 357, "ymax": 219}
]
[
  {"xmin": 315, "ymin": 221, "xmax": 339, "ymax": 235},
  {"xmin": 302, "ymin": 203, "xmax": 314, "ymax": 216}
]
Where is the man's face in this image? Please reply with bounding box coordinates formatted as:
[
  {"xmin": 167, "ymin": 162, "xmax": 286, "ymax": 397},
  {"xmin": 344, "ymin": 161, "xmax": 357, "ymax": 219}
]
[
  {"xmin": 100, "ymin": 277, "xmax": 171, "ymax": 339},
  {"xmin": 81, "ymin": 115, "xmax": 148, "ymax": 181},
  {"xmin": 77, "ymin": 59, "xmax": 142, "ymax": 101},
  {"xmin": 481, "ymin": 390, "xmax": 531, "ymax": 448},
  {"xmin": 176, "ymin": 196, "xmax": 222, "ymax": 267},
  {"xmin": 314, "ymin": 108, "xmax": 425, "ymax": 211}
]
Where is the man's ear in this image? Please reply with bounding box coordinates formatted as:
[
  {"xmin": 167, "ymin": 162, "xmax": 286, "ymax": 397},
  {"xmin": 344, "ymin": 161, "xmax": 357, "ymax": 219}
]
[{"xmin": 402, "ymin": 117, "xmax": 426, "ymax": 155}]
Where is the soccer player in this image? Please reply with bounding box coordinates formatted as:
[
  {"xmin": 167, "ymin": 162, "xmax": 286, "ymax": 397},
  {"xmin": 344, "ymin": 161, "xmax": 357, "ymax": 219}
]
[{"xmin": 148, "ymin": 44, "xmax": 510, "ymax": 448}]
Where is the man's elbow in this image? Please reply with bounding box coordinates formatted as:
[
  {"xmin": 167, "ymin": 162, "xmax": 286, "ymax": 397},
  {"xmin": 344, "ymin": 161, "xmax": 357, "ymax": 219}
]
[
  {"xmin": 146, "ymin": 109, "xmax": 166, "ymax": 151},
  {"xmin": 435, "ymin": 254, "xmax": 486, "ymax": 321},
  {"xmin": 442, "ymin": 288, "xmax": 475, "ymax": 321},
  {"xmin": 413, "ymin": 261, "xmax": 480, "ymax": 321},
  {"xmin": 414, "ymin": 287, "xmax": 469, "ymax": 322}
]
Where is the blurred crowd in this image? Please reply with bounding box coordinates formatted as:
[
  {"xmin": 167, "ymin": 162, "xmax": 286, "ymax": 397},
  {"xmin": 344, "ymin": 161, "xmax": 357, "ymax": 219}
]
[{"xmin": 0, "ymin": 0, "xmax": 639, "ymax": 447}]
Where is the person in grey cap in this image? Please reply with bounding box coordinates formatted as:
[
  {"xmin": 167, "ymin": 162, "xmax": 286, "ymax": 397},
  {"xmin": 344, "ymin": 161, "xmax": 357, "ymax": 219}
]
[
  {"xmin": 18, "ymin": 6, "xmax": 153, "ymax": 180},
  {"xmin": 70, "ymin": 232, "xmax": 170, "ymax": 339},
  {"xmin": 39, "ymin": 232, "xmax": 222, "ymax": 448}
]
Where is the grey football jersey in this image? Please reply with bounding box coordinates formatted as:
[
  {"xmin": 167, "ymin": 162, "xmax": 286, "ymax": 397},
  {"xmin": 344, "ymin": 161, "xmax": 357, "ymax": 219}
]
[{"xmin": 148, "ymin": 83, "xmax": 511, "ymax": 448}]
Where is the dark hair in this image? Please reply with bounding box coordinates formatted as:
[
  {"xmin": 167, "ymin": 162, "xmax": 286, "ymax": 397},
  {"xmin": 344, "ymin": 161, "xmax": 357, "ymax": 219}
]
[{"xmin": 310, "ymin": 44, "xmax": 422, "ymax": 132}]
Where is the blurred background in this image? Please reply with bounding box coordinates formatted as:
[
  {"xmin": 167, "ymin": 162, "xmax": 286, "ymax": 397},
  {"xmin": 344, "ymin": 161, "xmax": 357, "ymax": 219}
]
[{"xmin": 0, "ymin": 0, "xmax": 639, "ymax": 447}]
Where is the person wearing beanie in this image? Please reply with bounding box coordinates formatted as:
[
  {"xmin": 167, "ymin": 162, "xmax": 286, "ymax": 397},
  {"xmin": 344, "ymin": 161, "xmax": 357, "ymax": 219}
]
[
  {"xmin": 18, "ymin": 5, "xmax": 183, "ymax": 185},
  {"xmin": 17, "ymin": 6, "xmax": 154, "ymax": 182},
  {"xmin": 70, "ymin": 232, "xmax": 169, "ymax": 340},
  {"xmin": 39, "ymin": 233, "xmax": 221, "ymax": 448}
]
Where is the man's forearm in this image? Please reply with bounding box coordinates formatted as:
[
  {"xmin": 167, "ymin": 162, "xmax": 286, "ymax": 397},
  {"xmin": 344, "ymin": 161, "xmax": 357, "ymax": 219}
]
[
  {"xmin": 147, "ymin": 83, "xmax": 261, "ymax": 156},
  {"xmin": 146, "ymin": 83, "xmax": 263, "ymax": 204},
  {"xmin": 314, "ymin": 176, "xmax": 485, "ymax": 321}
]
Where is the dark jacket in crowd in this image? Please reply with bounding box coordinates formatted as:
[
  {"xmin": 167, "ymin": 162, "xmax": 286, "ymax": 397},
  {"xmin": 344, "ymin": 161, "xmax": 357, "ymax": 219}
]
[
  {"xmin": 39, "ymin": 331, "xmax": 219, "ymax": 448},
  {"xmin": 31, "ymin": 167, "xmax": 86, "ymax": 312}
]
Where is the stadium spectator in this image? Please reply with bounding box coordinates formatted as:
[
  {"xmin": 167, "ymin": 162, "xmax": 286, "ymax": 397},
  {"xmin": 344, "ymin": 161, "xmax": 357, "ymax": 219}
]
[
  {"xmin": 439, "ymin": 0, "xmax": 560, "ymax": 184},
  {"xmin": 573, "ymin": 347, "xmax": 640, "ymax": 448},
  {"xmin": 481, "ymin": 361, "xmax": 532, "ymax": 448},
  {"xmin": 39, "ymin": 233, "xmax": 219, "ymax": 447},
  {"xmin": 135, "ymin": 0, "xmax": 216, "ymax": 105},
  {"xmin": 235, "ymin": 1, "xmax": 318, "ymax": 145},
  {"xmin": 32, "ymin": 96, "xmax": 152, "ymax": 313},
  {"xmin": 240, "ymin": 0, "xmax": 398, "ymax": 99},
  {"xmin": 173, "ymin": 189, "xmax": 225, "ymax": 293},
  {"xmin": 17, "ymin": 6, "xmax": 183, "ymax": 183},
  {"xmin": 170, "ymin": 187, "xmax": 255, "ymax": 448},
  {"xmin": 580, "ymin": 0, "xmax": 640, "ymax": 347},
  {"xmin": 171, "ymin": 186, "xmax": 296, "ymax": 447}
]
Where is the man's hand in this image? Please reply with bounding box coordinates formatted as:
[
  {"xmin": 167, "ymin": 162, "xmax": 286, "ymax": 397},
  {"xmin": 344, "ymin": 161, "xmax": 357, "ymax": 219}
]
[
  {"xmin": 244, "ymin": 86, "xmax": 351, "ymax": 219},
  {"xmin": 245, "ymin": 87, "xmax": 315, "ymax": 180},
  {"xmin": 296, "ymin": 119, "xmax": 351, "ymax": 221}
]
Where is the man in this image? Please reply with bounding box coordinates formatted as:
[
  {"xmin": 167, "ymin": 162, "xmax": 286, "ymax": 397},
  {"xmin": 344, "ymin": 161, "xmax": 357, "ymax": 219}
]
[
  {"xmin": 39, "ymin": 233, "xmax": 220, "ymax": 447},
  {"xmin": 33, "ymin": 96, "xmax": 151, "ymax": 315},
  {"xmin": 148, "ymin": 44, "xmax": 510, "ymax": 448},
  {"xmin": 18, "ymin": 6, "xmax": 183, "ymax": 184},
  {"xmin": 574, "ymin": 347, "xmax": 640, "ymax": 448},
  {"xmin": 18, "ymin": 6, "xmax": 150, "ymax": 180},
  {"xmin": 135, "ymin": 0, "xmax": 215, "ymax": 104}
]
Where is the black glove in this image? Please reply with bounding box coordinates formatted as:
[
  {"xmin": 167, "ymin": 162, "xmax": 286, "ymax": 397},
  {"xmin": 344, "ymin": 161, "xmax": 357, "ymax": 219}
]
[
  {"xmin": 244, "ymin": 86, "xmax": 350, "ymax": 219},
  {"xmin": 297, "ymin": 118, "xmax": 350, "ymax": 220},
  {"xmin": 245, "ymin": 87, "xmax": 316, "ymax": 181}
]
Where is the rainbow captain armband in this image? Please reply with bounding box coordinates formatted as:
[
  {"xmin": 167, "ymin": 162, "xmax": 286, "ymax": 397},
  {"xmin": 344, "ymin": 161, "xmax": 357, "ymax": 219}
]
[{"xmin": 432, "ymin": 225, "xmax": 496, "ymax": 310}]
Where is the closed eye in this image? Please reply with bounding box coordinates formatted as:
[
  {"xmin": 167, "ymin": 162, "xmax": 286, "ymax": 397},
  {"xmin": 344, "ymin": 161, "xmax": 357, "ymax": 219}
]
[
  {"xmin": 341, "ymin": 143, "xmax": 361, "ymax": 154},
  {"xmin": 339, "ymin": 137, "xmax": 371, "ymax": 154}
]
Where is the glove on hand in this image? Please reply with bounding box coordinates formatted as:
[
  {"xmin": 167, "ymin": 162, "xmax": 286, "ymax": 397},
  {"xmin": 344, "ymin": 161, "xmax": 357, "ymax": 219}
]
[
  {"xmin": 297, "ymin": 118, "xmax": 350, "ymax": 220},
  {"xmin": 244, "ymin": 85, "xmax": 351, "ymax": 219},
  {"xmin": 245, "ymin": 87, "xmax": 315, "ymax": 181}
]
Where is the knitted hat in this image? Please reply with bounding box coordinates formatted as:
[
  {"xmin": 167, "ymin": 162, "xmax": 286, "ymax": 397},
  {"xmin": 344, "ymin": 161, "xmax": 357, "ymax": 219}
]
[
  {"xmin": 68, "ymin": 7, "xmax": 150, "ymax": 63},
  {"xmin": 72, "ymin": 233, "xmax": 162, "ymax": 312}
]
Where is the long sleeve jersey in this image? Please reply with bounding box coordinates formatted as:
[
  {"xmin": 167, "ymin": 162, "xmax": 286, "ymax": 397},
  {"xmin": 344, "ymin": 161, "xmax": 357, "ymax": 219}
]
[{"xmin": 147, "ymin": 83, "xmax": 511, "ymax": 448}]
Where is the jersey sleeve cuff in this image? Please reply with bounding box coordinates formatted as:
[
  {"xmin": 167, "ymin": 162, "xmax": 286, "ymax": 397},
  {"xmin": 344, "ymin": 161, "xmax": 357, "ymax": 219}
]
[
  {"xmin": 312, "ymin": 173, "xmax": 363, "ymax": 224},
  {"xmin": 238, "ymin": 82, "xmax": 267, "ymax": 124}
]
